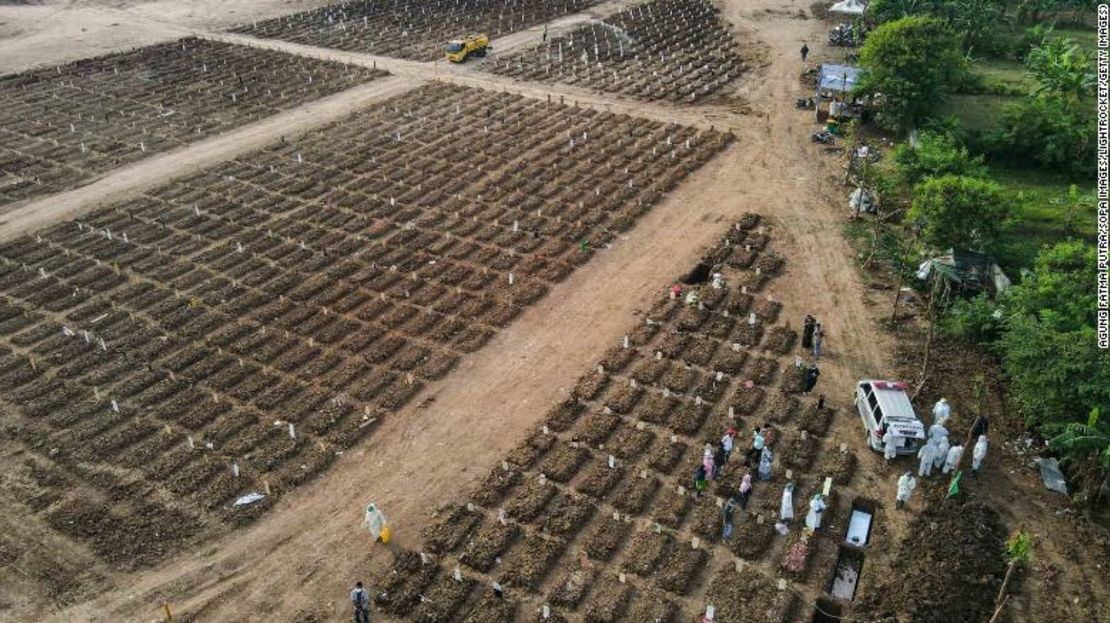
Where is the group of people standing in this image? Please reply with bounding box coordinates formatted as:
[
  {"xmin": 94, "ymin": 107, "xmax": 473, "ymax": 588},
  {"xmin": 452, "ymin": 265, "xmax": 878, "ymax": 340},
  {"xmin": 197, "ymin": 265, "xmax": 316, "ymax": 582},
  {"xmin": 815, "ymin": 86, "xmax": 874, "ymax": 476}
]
[
  {"xmin": 896, "ymin": 398, "xmax": 991, "ymax": 509},
  {"xmin": 801, "ymin": 315, "xmax": 824, "ymax": 394}
]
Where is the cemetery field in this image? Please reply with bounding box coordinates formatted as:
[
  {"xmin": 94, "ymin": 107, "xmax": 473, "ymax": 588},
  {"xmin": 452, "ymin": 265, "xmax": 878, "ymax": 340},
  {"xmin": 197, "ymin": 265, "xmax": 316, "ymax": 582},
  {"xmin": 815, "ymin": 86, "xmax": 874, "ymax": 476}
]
[
  {"xmin": 0, "ymin": 38, "xmax": 386, "ymax": 205},
  {"xmin": 0, "ymin": 80, "xmax": 731, "ymax": 598}
]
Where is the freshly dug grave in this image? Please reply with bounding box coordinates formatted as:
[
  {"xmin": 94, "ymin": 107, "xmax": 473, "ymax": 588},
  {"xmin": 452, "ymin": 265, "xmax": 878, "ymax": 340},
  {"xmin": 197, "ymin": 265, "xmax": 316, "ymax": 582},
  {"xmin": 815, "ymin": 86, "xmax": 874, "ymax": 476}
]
[
  {"xmin": 817, "ymin": 445, "xmax": 857, "ymax": 486},
  {"xmin": 781, "ymin": 432, "xmax": 819, "ymax": 471},
  {"xmin": 647, "ymin": 438, "xmax": 688, "ymax": 474},
  {"xmin": 610, "ymin": 475, "xmax": 660, "ymax": 515},
  {"xmin": 656, "ymin": 543, "xmax": 708, "ymax": 595},
  {"xmin": 759, "ymin": 391, "xmax": 800, "ymax": 424},
  {"xmin": 574, "ymin": 370, "xmax": 610, "ymax": 401},
  {"xmin": 505, "ymin": 430, "xmax": 557, "ymax": 470},
  {"xmin": 764, "ymin": 326, "xmax": 797, "ymax": 355},
  {"xmin": 625, "ymin": 590, "xmax": 680, "ymax": 622},
  {"xmin": 499, "ymin": 533, "xmax": 565, "ymax": 589},
  {"xmin": 705, "ymin": 567, "xmax": 797, "ymax": 623},
  {"xmin": 545, "ymin": 399, "xmax": 587, "ymax": 432},
  {"xmin": 748, "ymin": 356, "xmax": 779, "ymax": 386},
  {"xmin": 541, "ymin": 494, "xmax": 597, "ymax": 539},
  {"xmin": 576, "ymin": 460, "xmax": 625, "ymax": 500},
  {"xmin": 470, "ymin": 466, "xmax": 522, "ymax": 507},
  {"xmin": 549, "ymin": 566, "xmax": 597, "ymax": 609},
  {"xmin": 411, "ymin": 575, "xmax": 476, "ymax": 623},
  {"xmin": 583, "ymin": 514, "xmax": 633, "ymax": 561},
  {"xmin": 422, "ymin": 504, "xmax": 483, "ymax": 554},
  {"xmin": 729, "ymin": 515, "xmax": 776, "ymax": 560},
  {"xmin": 539, "ymin": 443, "xmax": 591, "ymax": 482},
  {"xmin": 854, "ymin": 499, "xmax": 1007, "ymax": 623},
  {"xmin": 461, "ymin": 594, "xmax": 517, "ymax": 623},
  {"xmin": 504, "ymin": 478, "xmax": 558, "ymax": 523},
  {"xmin": 459, "ymin": 521, "xmax": 520, "ymax": 573},
  {"xmin": 575, "ymin": 410, "xmax": 622, "ymax": 446},
  {"xmin": 621, "ymin": 529, "xmax": 672, "ymax": 577},
  {"xmin": 582, "ymin": 574, "xmax": 633, "ymax": 623},
  {"xmin": 375, "ymin": 550, "xmax": 440, "ymax": 615},
  {"xmin": 797, "ymin": 403, "xmax": 835, "ymax": 436},
  {"xmin": 653, "ymin": 488, "xmax": 693, "ymax": 529},
  {"xmin": 637, "ymin": 392, "xmax": 678, "ymax": 425}
]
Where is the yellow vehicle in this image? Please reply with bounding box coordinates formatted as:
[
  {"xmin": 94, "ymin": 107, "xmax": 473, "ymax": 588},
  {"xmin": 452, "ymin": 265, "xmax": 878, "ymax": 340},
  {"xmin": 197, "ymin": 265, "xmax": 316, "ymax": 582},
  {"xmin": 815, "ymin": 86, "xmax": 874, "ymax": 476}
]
[{"xmin": 446, "ymin": 34, "xmax": 490, "ymax": 63}]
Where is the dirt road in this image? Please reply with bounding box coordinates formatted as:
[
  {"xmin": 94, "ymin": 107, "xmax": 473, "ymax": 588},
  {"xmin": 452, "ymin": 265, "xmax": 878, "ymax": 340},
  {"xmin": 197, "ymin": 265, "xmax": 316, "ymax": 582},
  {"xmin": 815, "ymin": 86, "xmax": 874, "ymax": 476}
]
[{"xmin": 2, "ymin": 1, "xmax": 901, "ymax": 621}]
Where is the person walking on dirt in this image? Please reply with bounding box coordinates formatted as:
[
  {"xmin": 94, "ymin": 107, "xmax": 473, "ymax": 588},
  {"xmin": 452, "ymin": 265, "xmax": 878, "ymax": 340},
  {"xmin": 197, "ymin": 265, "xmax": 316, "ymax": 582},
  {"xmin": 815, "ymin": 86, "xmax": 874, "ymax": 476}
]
[
  {"xmin": 882, "ymin": 428, "xmax": 898, "ymax": 464},
  {"xmin": 971, "ymin": 435, "xmax": 988, "ymax": 475},
  {"xmin": 542, "ymin": 24, "xmax": 548, "ymax": 43},
  {"xmin": 917, "ymin": 439, "xmax": 938, "ymax": 478},
  {"xmin": 803, "ymin": 363, "xmax": 821, "ymax": 394},
  {"xmin": 932, "ymin": 398, "xmax": 951, "ymax": 426},
  {"xmin": 812, "ymin": 323, "xmax": 824, "ymax": 360},
  {"xmin": 970, "ymin": 413, "xmax": 989, "ymax": 439},
  {"xmin": 943, "ymin": 444, "xmax": 964, "ymax": 474},
  {"xmin": 351, "ymin": 581, "xmax": 371, "ymax": 623},
  {"xmin": 703, "ymin": 443, "xmax": 716, "ymax": 480},
  {"xmin": 801, "ymin": 314, "xmax": 816, "ymax": 349},
  {"xmin": 694, "ymin": 464, "xmax": 708, "ymax": 497},
  {"xmin": 929, "ymin": 420, "xmax": 949, "ymax": 444},
  {"xmin": 722, "ymin": 496, "xmax": 738, "ymax": 541},
  {"xmin": 720, "ymin": 428, "xmax": 737, "ymax": 464},
  {"xmin": 896, "ymin": 471, "xmax": 917, "ymax": 509},
  {"xmin": 801, "ymin": 42, "xmax": 810, "ymax": 64},
  {"xmin": 934, "ymin": 434, "xmax": 950, "ymax": 471},
  {"xmin": 746, "ymin": 427, "xmax": 766, "ymax": 467},
  {"xmin": 738, "ymin": 472, "xmax": 753, "ymax": 509},
  {"xmin": 758, "ymin": 447, "xmax": 774, "ymax": 481}
]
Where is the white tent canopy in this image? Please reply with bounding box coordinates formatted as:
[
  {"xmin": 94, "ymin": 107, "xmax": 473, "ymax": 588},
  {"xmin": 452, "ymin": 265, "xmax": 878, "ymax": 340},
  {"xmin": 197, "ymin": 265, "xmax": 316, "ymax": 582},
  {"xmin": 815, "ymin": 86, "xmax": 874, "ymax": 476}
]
[{"xmin": 830, "ymin": 0, "xmax": 867, "ymax": 15}]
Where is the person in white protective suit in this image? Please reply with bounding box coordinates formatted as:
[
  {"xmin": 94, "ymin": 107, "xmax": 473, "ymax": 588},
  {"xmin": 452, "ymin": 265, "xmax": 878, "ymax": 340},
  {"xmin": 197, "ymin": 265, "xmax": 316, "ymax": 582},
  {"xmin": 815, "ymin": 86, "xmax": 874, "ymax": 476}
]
[
  {"xmin": 896, "ymin": 471, "xmax": 917, "ymax": 509},
  {"xmin": 971, "ymin": 435, "xmax": 988, "ymax": 475},
  {"xmin": 932, "ymin": 398, "xmax": 951, "ymax": 425},
  {"xmin": 929, "ymin": 421, "xmax": 949, "ymax": 443},
  {"xmin": 780, "ymin": 482, "xmax": 795, "ymax": 522},
  {"xmin": 882, "ymin": 428, "xmax": 898, "ymax": 463},
  {"xmin": 805, "ymin": 493, "xmax": 827, "ymax": 532},
  {"xmin": 917, "ymin": 440, "xmax": 938, "ymax": 478},
  {"xmin": 933, "ymin": 435, "xmax": 950, "ymax": 471},
  {"xmin": 943, "ymin": 444, "xmax": 964, "ymax": 474}
]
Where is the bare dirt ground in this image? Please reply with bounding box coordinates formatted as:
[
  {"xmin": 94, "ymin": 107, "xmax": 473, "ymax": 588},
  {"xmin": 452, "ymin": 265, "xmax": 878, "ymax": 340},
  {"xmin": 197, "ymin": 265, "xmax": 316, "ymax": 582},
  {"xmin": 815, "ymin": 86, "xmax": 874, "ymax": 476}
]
[{"xmin": 1, "ymin": 1, "xmax": 1103, "ymax": 622}]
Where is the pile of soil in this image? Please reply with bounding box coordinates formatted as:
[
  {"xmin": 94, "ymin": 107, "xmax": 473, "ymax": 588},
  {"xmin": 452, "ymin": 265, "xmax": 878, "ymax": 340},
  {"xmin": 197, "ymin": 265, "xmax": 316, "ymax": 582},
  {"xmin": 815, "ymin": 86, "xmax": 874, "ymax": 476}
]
[{"xmin": 854, "ymin": 499, "xmax": 1007, "ymax": 623}]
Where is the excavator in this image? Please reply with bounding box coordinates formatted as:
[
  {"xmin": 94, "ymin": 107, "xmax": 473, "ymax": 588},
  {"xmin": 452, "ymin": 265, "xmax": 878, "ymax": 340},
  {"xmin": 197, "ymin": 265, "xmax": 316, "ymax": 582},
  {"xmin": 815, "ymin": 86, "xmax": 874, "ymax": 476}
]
[{"xmin": 445, "ymin": 34, "xmax": 490, "ymax": 63}]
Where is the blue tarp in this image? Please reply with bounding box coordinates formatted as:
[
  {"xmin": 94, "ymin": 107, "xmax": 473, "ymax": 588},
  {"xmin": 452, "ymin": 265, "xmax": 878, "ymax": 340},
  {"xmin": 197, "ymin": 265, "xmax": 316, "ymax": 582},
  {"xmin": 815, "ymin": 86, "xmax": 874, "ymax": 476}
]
[{"xmin": 818, "ymin": 64, "xmax": 862, "ymax": 92}]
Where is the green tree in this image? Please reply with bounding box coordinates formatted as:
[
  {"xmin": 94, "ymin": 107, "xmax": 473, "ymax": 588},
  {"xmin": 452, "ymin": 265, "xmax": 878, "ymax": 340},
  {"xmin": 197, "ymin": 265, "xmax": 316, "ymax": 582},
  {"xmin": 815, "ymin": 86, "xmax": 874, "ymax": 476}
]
[
  {"xmin": 893, "ymin": 130, "xmax": 986, "ymax": 185},
  {"xmin": 909, "ymin": 175, "xmax": 1009, "ymax": 250},
  {"xmin": 990, "ymin": 37, "xmax": 1095, "ymax": 176},
  {"xmin": 998, "ymin": 242, "xmax": 1110, "ymax": 426},
  {"xmin": 1026, "ymin": 37, "xmax": 1095, "ymax": 101},
  {"xmin": 857, "ymin": 16, "xmax": 966, "ymax": 130}
]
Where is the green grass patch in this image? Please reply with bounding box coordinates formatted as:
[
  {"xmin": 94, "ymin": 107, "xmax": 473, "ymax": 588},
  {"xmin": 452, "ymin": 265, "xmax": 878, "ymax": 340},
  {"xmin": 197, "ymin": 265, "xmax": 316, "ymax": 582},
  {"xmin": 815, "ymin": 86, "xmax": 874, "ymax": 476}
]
[
  {"xmin": 969, "ymin": 58, "xmax": 1035, "ymax": 95},
  {"xmin": 1052, "ymin": 27, "xmax": 1097, "ymax": 50},
  {"xmin": 938, "ymin": 94, "xmax": 1021, "ymax": 134},
  {"xmin": 988, "ymin": 166, "xmax": 1096, "ymax": 274}
]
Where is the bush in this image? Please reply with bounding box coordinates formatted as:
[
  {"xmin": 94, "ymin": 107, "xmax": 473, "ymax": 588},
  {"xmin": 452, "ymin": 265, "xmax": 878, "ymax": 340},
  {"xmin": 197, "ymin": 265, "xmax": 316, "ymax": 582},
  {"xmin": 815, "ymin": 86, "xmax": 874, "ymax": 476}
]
[
  {"xmin": 998, "ymin": 242, "xmax": 1110, "ymax": 426},
  {"xmin": 857, "ymin": 16, "xmax": 966, "ymax": 130},
  {"xmin": 893, "ymin": 130, "xmax": 986, "ymax": 185},
  {"xmin": 941, "ymin": 293, "xmax": 1002, "ymax": 344},
  {"xmin": 989, "ymin": 97, "xmax": 1094, "ymax": 178},
  {"xmin": 909, "ymin": 175, "xmax": 1009, "ymax": 251}
]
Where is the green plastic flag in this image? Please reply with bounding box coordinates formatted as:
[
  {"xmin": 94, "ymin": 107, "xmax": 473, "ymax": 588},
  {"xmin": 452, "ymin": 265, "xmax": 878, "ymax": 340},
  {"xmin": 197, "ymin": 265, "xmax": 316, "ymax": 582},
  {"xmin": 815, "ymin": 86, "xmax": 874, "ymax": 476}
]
[{"xmin": 947, "ymin": 470, "xmax": 962, "ymax": 498}]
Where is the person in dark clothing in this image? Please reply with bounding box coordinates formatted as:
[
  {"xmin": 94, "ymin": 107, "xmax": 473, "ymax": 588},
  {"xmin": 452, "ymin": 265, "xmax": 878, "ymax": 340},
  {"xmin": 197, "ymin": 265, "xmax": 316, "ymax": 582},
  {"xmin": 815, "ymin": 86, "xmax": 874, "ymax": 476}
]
[
  {"xmin": 970, "ymin": 414, "xmax": 989, "ymax": 439},
  {"xmin": 351, "ymin": 581, "xmax": 371, "ymax": 623},
  {"xmin": 722, "ymin": 496, "xmax": 738, "ymax": 540},
  {"xmin": 801, "ymin": 42, "xmax": 810, "ymax": 63},
  {"xmin": 694, "ymin": 464, "xmax": 708, "ymax": 498},
  {"xmin": 803, "ymin": 363, "xmax": 821, "ymax": 393},
  {"xmin": 802, "ymin": 314, "xmax": 816, "ymax": 349}
]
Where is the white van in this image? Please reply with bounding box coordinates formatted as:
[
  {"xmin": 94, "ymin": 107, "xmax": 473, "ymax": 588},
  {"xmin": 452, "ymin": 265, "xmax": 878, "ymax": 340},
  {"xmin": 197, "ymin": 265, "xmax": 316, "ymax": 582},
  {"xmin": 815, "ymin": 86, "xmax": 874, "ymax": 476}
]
[{"xmin": 855, "ymin": 380, "xmax": 925, "ymax": 455}]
